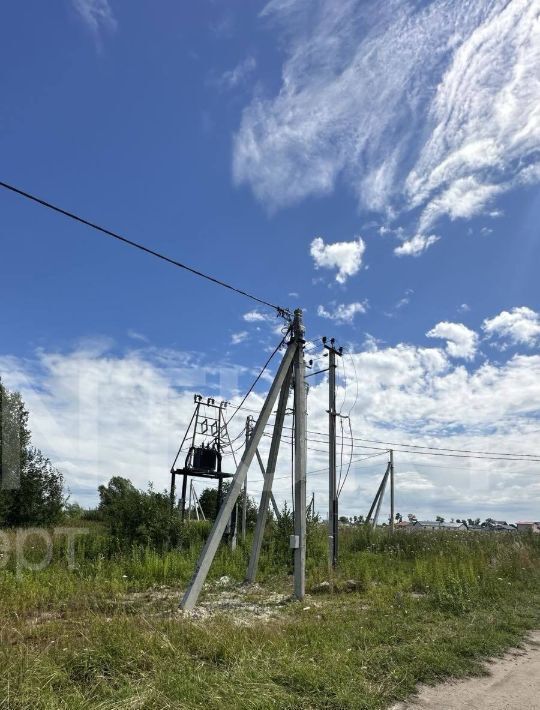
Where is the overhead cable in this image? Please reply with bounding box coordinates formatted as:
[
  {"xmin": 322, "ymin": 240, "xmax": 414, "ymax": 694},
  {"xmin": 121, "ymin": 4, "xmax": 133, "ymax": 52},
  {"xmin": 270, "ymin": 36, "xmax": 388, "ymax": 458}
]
[{"xmin": 0, "ymin": 180, "xmax": 290, "ymax": 316}]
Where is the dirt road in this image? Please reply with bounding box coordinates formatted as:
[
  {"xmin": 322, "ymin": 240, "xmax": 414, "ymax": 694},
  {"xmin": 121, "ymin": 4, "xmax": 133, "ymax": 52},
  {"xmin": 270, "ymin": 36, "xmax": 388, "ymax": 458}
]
[{"xmin": 392, "ymin": 631, "xmax": 540, "ymax": 710}]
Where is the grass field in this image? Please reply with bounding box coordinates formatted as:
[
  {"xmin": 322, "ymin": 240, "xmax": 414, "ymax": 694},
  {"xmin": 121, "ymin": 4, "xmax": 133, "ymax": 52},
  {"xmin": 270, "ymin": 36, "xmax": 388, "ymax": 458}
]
[{"xmin": 1, "ymin": 523, "xmax": 540, "ymax": 709}]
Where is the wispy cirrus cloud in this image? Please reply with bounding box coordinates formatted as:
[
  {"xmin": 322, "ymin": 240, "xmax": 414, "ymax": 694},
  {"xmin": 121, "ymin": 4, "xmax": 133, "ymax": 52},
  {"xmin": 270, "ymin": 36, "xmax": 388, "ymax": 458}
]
[
  {"xmin": 231, "ymin": 331, "xmax": 249, "ymax": 345},
  {"xmin": 233, "ymin": 0, "xmax": 540, "ymax": 254},
  {"xmin": 71, "ymin": 0, "xmax": 117, "ymax": 41},
  {"xmin": 219, "ymin": 56, "xmax": 257, "ymax": 90},
  {"xmin": 394, "ymin": 233, "xmax": 439, "ymax": 257}
]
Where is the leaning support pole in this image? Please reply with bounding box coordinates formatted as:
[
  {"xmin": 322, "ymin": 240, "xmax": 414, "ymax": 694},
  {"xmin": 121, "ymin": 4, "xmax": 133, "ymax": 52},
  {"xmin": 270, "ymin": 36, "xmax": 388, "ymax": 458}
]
[
  {"xmin": 366, "ymin": 463, "xmax": 390, "ymax": 525},
  {"xmin": 373, "ymin": 465, "xmax": 390, "ymax": 528},
  {"xmin": 246, "ymin": 367, "xmax": 293, "ymax": 583},
  {"xmin": 293, "ymin": 310, "xmax": 307, "ymax": 600},
  {"xmin": 255, "ymin": 450, "xmax": 281, "ymax": 521},
  {"xmin": 241, "ymin": 417, "xmax": 251, "ymax": 542},
  {"xmin": 180, "ymin": 331, "xmax": 298, "ymax": 611}
]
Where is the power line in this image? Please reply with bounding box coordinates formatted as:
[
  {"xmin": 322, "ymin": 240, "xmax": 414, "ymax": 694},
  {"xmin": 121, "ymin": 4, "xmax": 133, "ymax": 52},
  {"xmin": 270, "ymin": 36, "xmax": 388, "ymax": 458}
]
[
  {"xmin": 269, "ymin": 451, "xmax": 388, "ymax": 481},
  {"xmin": 225, "ymin": 327, "xmax": 291, "ymax": 427},
  {"xmin": 256, "ymin": 416, "xmax": 540, "ymax": 461},
  {"xmin": 259, "ymin": 423, "xmax": 540, "ymax": 463},
  {"xmin": 0, "ymin": 180, "xmax": 290, "ymax": 317},
  {"xmin": 315, "ymin": 433, "xmax": 540, "ymax": 461},
  {"xmin": 338, "ymin": 417, "xmax": 355, "ymax": 497},
  {"xmin": 226, "ymin": 403, "xmax": 540, "ymax": 460},
  {"xmin": 333, "ymin": 442, "xmax": 540, "ymax": 463}
]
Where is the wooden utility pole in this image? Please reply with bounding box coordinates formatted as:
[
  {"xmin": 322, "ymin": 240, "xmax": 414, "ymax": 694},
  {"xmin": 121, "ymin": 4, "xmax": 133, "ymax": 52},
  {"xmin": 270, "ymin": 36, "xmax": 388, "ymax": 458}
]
[
  {"xmin": 323, "ymin": 337, "xmax": 342, "ymax": 569},
  {"xmin": 293, "ymin": 310, "xmax": 307, "ymax": 600}
]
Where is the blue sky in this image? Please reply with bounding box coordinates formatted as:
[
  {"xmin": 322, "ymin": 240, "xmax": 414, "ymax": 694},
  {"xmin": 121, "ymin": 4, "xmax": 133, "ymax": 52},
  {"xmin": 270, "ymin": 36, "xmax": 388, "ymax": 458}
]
[{"xmin": 1, "ymin": 0, "xmax": 540, "ymax": 521}]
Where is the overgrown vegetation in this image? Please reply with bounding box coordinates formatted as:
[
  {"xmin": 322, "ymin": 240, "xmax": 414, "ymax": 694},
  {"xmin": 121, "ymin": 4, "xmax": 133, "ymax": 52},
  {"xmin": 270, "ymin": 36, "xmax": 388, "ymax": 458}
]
[
  {"xmin": 1, "ymin": 382, "xmax": 540, "ymax": 708},
  {"xmin": 0, "ymin": 522, "xmax": 539, "ymax": 709},
  {"xmin": 0, "ymin": 380, "xmax": 64, "ymax": 527}
]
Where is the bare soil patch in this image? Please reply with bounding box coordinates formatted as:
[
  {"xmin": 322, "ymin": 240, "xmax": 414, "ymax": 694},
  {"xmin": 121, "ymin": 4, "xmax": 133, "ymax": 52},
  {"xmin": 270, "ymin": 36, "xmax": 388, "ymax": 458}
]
[{"xmin": 392, "ymin": 631, "xmax": 540, "ymax": 710}]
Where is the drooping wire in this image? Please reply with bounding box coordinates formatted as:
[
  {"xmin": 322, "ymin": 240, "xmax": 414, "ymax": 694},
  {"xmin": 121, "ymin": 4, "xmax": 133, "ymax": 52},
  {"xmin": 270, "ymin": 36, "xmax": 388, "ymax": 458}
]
[
  {"xmin": 222, "ymin": 404, "xmax": 540, "ymax": 460},
  {"xmin": 337, "ymin": 355, "xmax": 347, "ymax": 415},
  {"xmin": 337, "ymin": 416, "xmax": 345, "ymax": 492},
  {"xmin": 0, "ymin": 180, "xmax": 290, "ymax": 316},
  {"xmin": 270, "ymin": 450, "xmax": 388, "ymax": 481},
  {"xmin": 346, "ymin": 352, "xmax": 360, "ymax": 418},
  {"xmin": 338, "ymin": 417, "xmax": 355, "ymax": 497},
  {"xmin": 226, "ymin": 326, "xmax": 291, "ymax": 428}
]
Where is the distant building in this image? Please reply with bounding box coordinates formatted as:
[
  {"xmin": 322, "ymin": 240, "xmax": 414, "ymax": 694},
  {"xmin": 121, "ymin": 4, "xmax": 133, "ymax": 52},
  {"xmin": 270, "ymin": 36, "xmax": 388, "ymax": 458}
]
[
  {"xmin": 517, "ymin": 521, "xmax": 540, "ymax": 534},
  {"xmin": 482, "ymin": 521, "xmax": 517, "ymax": 532},
  {"xmin": 412, "ymin": 520, "xmax": 467, "ymax": 532},
  {"xmin": 395, "ymin": 520, "xmax": 413, "ymax": 531}
]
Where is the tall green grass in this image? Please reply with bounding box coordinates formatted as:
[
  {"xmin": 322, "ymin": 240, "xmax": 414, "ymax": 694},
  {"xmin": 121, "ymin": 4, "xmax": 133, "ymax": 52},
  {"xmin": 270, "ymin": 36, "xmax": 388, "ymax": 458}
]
[{"xmin": 1, "ymin": 523, "xmax": 539, "ymax": 709}]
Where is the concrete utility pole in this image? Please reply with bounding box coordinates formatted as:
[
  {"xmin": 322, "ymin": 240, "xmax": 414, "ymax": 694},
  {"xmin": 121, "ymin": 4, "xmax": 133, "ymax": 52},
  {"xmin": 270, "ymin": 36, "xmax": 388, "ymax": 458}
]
[
  {"xmin": 323, "ymin": 337, "xmax": 342, "ymax": 569},
  {"xmin": 366, "ymin": 461, "xmax": 390, "ymax": 528},
  {"xmin": 180, "ymin": 474, "xmax": 188, "ymax": 523},
  {"xmin": 180, "ymin": 309, "xmax": 306, "ymax": 611},
  {"xmin": 373, "ymin": 465, "xmax": 389, "ymax": 528},
  {"xmin": 293, "ymin": 310, "xmax": 307, "ymax": 600},
  {"xmin": 390, "ymin": 449, "xmax": 395, "ymax": 533},
  {"xmin": 246, "ymin": 368, "xmax": 292, "ymax": 583},
  {"xmin": 241, "ymin": 416, "xmax": 253, "ymax": 542},
  {"xmin": 255, "ymin": 450, "xmax": 281, "ymax": 521}
]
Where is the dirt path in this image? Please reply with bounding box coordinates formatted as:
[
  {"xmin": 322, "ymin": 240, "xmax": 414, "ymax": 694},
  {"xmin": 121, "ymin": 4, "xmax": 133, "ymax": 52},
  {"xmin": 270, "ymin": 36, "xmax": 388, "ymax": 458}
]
[{"xmin": 392, "ymin": 631, "xmax": 540, "ymax": 710}]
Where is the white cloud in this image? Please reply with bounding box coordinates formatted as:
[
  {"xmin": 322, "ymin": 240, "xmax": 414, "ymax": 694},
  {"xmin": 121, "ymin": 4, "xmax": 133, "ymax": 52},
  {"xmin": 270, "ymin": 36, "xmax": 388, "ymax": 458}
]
[
  {"xmin": 127, "ymin": 330, "xmax": 149, "ymax": 343},
  {"xmin": 458, "ymin": 303, "xmax": 471, "ymax": 313},
  {"xmin": 0, "ymin": 345, "xmax": 248, "ymax": 505},
  {"xmin": 310, "ymin": 236, "xmax": 365, "ymax": 283},
  {"xmin": 2, "ymin": 321, "xmax": 540, "ymax": 519},
  {"xmin": 395, "ymin": 289, "xmax": 413, "ymax": 309},
  {"xmin": 416, "ymin": 179, "xmax": 504, "ymax": 235},
  {"xmin": 234, "ymin": 0, "xmax": 540, "ymax": 250},
  {"xmin": 426, "ymin": 321, "xmax": 478, "ymax": 360},
  {"xmin": 219, "ymin": 56, "xmax": 257, "ymax": 90},
  {"xmin": 394, "ymin": 233, "xmax": 439, "ymax": 257},
  {"xmin": 482, "ymin": 307, "xmax": 540, "ymax": 349},
  {"xmin": 72, "ymin": 0, "xmax": 117, "ymax": 38},
  {"xmin": 243, "ymin": 310, "xmax": 272, "ymax": 323},
  {"xmin": 231, "ymin": 331, "xmax": 249, "ymax": 345},
  {"xmin": 317, "ymin": 301, "xmax": 367, "ymax": 324}
]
